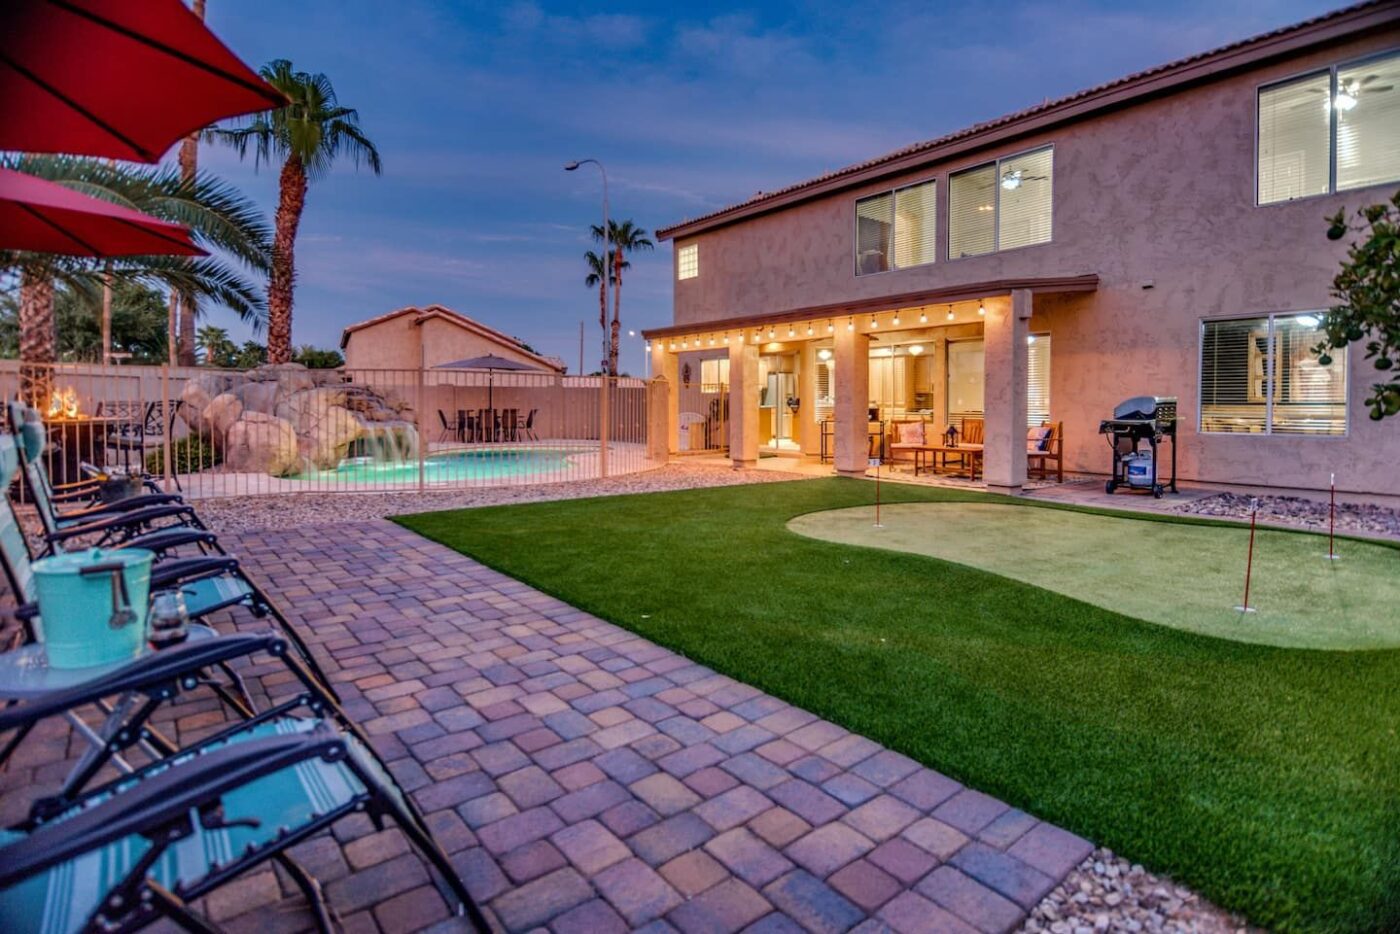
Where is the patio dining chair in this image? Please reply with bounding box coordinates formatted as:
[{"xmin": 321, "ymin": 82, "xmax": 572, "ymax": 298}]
[
  {"xmin": 502, "ymin": 408, "xmax": 520, "ymax": 442},
  {"xmin": 523, "ymin": 408, "xmax": 538, "ymax": 441},
  {"xmin": 436, "ymin": 409, "xmax": 454, "ymax": 443},
  {"xmin": 0, "ymin": 708, "xmax": 489, "ymax": 933}
]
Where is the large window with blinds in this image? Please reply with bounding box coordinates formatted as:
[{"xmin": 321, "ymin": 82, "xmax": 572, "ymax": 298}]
[
  {"xmin": 948, "ymin": 146, "xmax": 1053, "ymax": 258},
  {"xmin": 1258, "ymin": 50, "xmax": 1400, "ymax": 204},
  {"xmin": 855, "ymin": 179, "xmax": 936, "ymax": 275},
  {"xmin": 1027, "ymin": 334, "xmax": 1051, "ymax": 426},
  {"xmin": 1199, "ymin": 313, "xmax": 1347, "ymax": 436}
]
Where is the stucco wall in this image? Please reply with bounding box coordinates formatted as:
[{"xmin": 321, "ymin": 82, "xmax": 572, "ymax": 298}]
[{"xmin": 668, "ymin": 28, "xmax": 1400, "ymax": 495}]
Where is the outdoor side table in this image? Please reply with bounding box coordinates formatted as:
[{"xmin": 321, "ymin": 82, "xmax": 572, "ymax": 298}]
[{"xmin": 0, "ymin": 624, "xmax": 218, "ymax": 792}]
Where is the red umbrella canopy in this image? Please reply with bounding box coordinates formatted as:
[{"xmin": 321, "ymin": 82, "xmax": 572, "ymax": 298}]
[
  {"xmin": 0, "ymin": 0, "xmax": 286, "ymax": 163},
  {"xmin": 0, "ymin": 167, "xmax": 204, "ymax": 257}
]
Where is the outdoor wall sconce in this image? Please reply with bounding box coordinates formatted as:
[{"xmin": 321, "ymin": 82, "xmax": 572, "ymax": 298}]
[{"xmin": 786, "ymin": 396, "xmax": 800, "ymax": 413}]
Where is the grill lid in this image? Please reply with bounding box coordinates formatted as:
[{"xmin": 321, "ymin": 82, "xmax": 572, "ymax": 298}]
[{"xmin": 1112, "ymin": 396, "xmax": 1159, "ymax": 421}]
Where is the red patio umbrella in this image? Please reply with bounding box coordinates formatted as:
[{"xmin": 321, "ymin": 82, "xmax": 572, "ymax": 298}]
[
  {"xmin": 0, "ymin": 167, "xmax": 204, "ymax": 256},
  {"xmin": 0, "ymin": 0, "xmax": 286, "ymax": 163}
]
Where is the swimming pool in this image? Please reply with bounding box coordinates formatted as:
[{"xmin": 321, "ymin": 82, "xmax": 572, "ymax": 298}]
[{"xmin": 292, "ymin": 446, "xmax": 585, "ymax": 484}]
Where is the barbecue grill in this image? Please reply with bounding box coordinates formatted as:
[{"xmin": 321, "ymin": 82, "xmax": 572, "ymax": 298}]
[{"xmin": 1098, "ymin": 396, "xmax": 1177, "ymax": 497}]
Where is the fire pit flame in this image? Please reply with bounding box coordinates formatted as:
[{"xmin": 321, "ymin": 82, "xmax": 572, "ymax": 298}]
[{"xmin": 47, "ymin": 387, "xmax": 80, "ymax": 419}]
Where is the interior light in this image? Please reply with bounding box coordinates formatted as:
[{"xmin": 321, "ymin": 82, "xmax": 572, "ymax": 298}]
[
  {"xmin": 1027, "ymin": 335, "xmax": 1037, "ymax": 344},
  {"xmin": 1333, "ymin": 90, "xmax": 1358, "ymax": 112},
  {"xmin": 1296, "ymin": 314, "xmax": 1321, "ymax": 328},
  {"xmin": 1001, "ymin": 169, "xmax": 1023, "ymax": 190},
  {"xmin": 978, "ymin": 301, "xmax": 986, "ymax": 317},
  {"xmin": 908, "ymin": 344, "xmax": 924, "ymax": 356},
  {"xmin": 817, "ymin": 348, "xmax": 832, "ymax": 361}
]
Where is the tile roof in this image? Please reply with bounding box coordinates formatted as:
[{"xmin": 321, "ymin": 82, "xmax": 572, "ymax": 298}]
[
  {"xmin": 339, "ymin": 304, "xmax": 565, "ymax": 372},
  {"xmin": 657, "ymin": 0, "xmax": 1398, "ymax": 240}
]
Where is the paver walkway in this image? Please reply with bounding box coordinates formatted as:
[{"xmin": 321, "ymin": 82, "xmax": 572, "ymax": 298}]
[{"xmin": 0, "ymin": 519, "xmax": 1092, "ymax": 933}]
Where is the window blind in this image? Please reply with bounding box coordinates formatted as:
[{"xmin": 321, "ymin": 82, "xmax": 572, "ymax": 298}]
[
  {"xmin": 998, "ymin": 147, "xmax": 1053, "ymax": 250},
  {"xmin": 1337, "ymin": 53, "xmax": 1400, "ymax": 192},
  {"xmin": 948, "ymin": 165, "xmax": 996, "ymax": 258},
  {"xmin": 855, "ymin": 193, "xmax": 893, "ymax": 275},
  {"xmin": 677, "ymin": 243, "xmax": 698, "ymax": 280},
  {"xmin": 1200, "ymin": 315, "xmax": 1346, "ymax": 435},
  {"xmin": 1027, "ymin": 335, "xmax": 1051, "ymax": 426},
  {"xmin": 1258, "ymin": 73, "xmax": 1331, "ymax": 204},
  {"xmin": 1270, "ymin": 316, "xmax": 1347, "ymax": 435},
  {"xmin": 893, "ymin": 181, "xmax": 937, "ymax": 268},
  {"xmin": 947, "ymin": 339, "xmax": 985, "ymax": 419}
]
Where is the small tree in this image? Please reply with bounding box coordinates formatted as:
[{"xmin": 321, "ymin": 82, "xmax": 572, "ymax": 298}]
[{"xmin": 1318, "ymin": 189, "xmax": 1400, "ymax": 420}]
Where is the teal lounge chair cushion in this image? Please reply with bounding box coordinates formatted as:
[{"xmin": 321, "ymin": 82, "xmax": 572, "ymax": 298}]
[
  {"xmin": 0, "ymin": 717, "xmax": 370, "ymax": 934},
  {"xmin": 181, "ymin": 573, "xmax": 253, "ymax": 616},
  {"xmin": 19, "ymin": 419, "xmax": 45, "ymax": 465}
]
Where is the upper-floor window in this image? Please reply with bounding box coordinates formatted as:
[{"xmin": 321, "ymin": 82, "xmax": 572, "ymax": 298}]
[
  {"xmin": 855, "ymin": 179, "xmax": 936, "ymax": 276},
  {"xmin": 1258, "ymin": 50, "xmax": 1400, "ymax": 205},
  {"xmin": 948, "ymin": 146, "xmax": 1053, "ymax": 259},
  {"xmin": 1199, "ymin": 313, "xmax": 1347, "ymax": 436},
  {"xmin": 677, "ymin": 243, "xmax": 698, "ymax": 280}
]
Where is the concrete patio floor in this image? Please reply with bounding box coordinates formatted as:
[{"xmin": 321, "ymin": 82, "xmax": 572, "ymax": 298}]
[{"xmin": 0, "ymin": 518, "xmax": 1094, "ymax": 934}]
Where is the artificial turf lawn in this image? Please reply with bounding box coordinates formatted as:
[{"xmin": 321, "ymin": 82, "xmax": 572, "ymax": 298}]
[
  {"xmin": 396, "ymin": 478, "xmax": 1400, "ymax": 932},
  {"xmin": 790, "ymin": 502, "xmax": 1400, "ymax": 650}
]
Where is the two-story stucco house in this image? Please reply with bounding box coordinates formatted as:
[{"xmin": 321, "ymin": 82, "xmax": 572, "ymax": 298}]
[{"xmin": 643, "ymin": 1, "xmax": 1400, "ymax": 497}]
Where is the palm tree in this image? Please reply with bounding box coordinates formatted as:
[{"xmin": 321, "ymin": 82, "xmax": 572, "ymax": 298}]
[
  {"xmin": 0, "ymin": 155, "xmax": 270, "ymax": 403},
  {"xmin": 591, "ymin": 220, "xmax": 653, "ymax": 375},
  {"xmin": 174, "ymin": 0, "xmax": 209, "ymax": 366},
  {"xmin": 207, "ymin": 59, "xmax": 381, "ymax": 363},
  {"xmin": 583, "ymin": 250, "xmax": 620, "ymax": 374},
  {"xmin": 197, "ymin": 323, "xmax": 235, "ymax": 365}
]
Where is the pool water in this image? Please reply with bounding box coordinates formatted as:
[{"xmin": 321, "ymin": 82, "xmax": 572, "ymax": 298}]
[{"xmin": 294, "ymin": 446, "xmax": 583, "ymax": 484}]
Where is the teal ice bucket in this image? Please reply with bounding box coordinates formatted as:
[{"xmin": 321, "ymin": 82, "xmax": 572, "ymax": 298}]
[{"xmin": 31, "ymin": 548, "xmax": 154, "ymax": 669}]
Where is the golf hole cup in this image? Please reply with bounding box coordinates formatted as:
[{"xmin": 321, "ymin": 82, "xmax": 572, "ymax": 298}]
[{"xmin": 30, "ymin": 548, "xmax": 154, "ymax": 669}]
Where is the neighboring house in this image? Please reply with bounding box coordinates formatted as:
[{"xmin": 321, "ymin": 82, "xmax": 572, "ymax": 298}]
[
  {"xmin": 643, "ymin": 1, "xmax": 1400, "ymax": 496},
  {"xmin": 340, "ymin": 304, "xmax": 566, "ymax": 373}
]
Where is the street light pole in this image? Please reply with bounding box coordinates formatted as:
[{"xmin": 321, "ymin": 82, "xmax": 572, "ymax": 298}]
[{"xmin": 566, "ymin": 158, "xmax": 609, "ymax": 479}]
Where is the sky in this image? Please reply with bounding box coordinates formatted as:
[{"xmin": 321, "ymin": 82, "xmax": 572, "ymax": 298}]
[{"xmin": 198, "ymin": 0, "xmax": 1342, "ymax": 373}]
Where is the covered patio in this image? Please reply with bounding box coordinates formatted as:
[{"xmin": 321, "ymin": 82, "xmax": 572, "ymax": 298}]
[{"xmin": 644, "ymin": 276, "xmax": 1096, "ymax": 495}]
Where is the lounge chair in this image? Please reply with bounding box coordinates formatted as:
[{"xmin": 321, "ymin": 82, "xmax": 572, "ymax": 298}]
[
  {"xmin": 437, "ymin": 409, "xmax": 454, "ymax": 442},
  {"xmin": 523, "ymin": 408, "xmax": 539, "ymax": 441},
  {"xmin": 0, "ymin": 692, "xmax": 488, "ymax": 932},
  {"xmin": 0, "ymin": 434, "xmax": 337, "ymax": 701}
]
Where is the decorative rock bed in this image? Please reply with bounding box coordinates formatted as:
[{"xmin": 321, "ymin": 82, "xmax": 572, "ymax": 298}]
[
  {"xmin": 1021, "ymin": 849, "xmax": 1251, "ymax": 934},
  {"xmin": 1171, "ymin": 492, "xmax": 1400, "ymax": 539}
]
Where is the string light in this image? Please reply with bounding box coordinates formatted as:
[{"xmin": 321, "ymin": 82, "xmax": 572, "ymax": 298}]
[
  {"xmin": 722, "ymin": 333, "xmax": 729, "ymax": 344},
  {"xmin": 768, "ymin": 326, "xmax": 776, "ymax": 339},
  {"xmin": 919, "ymin": 309, "xmax": 927, "ymax": 324},
  {"xmin": 978, "ymin": 300, "xmax": 986, "ymax": 317},
  {"xmin": 869, "ymin": 315, "xmax": 878, "ymax": 328},
  {"xmin": 806, "ymin": 324, "xmax": 814, "ymax": 336},
  {"xmin": 892, "ymin": 313, "xmax": 901, "ymax": 326},
  {"xmin": 708, "ymin": 336, "xmax": 716, "ymax": 346},
  {"xmin": 847, "ymin": 318, "xmax": 855, "ymax": 331},
  {"xmin": 827, "ymin": 320, "xmax": 835, "ymax": 333},
  {"xmin": 946, "ymin": 305, "xmax": 954, "ymax": 321},
  {"xmin": 788, "ymin": 325, "xmax": 795, "ymax": 337}
]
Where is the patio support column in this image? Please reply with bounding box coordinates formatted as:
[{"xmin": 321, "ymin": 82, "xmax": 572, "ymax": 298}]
[
  {"xmin": 834, "ymin": 324, "xmax": 870, "ymax": 476},
  {"xmin": 651, "ymin": 341, "xmax": 679, "ymax": 455},
  {"xmin": 798, "ymin": 341, "xmax": 820, "ymax": 457},
  {"xmin": 728, "ymin": 339, "xmax": 760, "ymax": 467},
  {"xmin": 983, "ymin": 289, "xmax": 1030, "ymax": 495},
  {"xmin": 931, "ymin": 335, "xmax": 949, "ymax": 434}
]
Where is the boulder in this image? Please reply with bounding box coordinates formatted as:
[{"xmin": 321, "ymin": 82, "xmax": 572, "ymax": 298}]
[
  {"xmin": 302, "ymin": 404, "xmax": 362, "ymax": 470},
  {"xmin": 245, "ymin": 363, "xmax": 315, "ymax": 395},
  {"xmin": 203, "ymin": 392, "xmax": 245, "ymax": 442},
  {"xmin": 223, "ymin": 411, "xmax": 300, "ymax": 477},
  {"xmin": 179, "ymin": 371, "xmax": 245, "ymax": 434}
]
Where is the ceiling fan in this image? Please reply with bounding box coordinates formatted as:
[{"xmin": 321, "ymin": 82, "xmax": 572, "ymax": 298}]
[
  {"xmin": 999, "ymin": 168, "xmax": 1049, "ymax": 190},
  {"xmin": 1292, "ymin": 72, "xmax": 1394, "ymax": 111}
]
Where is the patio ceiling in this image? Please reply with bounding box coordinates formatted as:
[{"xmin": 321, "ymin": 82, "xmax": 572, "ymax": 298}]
[{"xmin": 641, "ymin": 273, "xmax": 1098, "ymax": 343}]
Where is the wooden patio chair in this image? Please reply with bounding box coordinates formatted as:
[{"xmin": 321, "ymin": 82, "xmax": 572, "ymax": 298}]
[{"xmin": 1027, "ymin": 420, "xmax": 1064, "ymax": 482}]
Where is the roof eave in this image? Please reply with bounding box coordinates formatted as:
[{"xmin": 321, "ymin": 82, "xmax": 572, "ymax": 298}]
[
  {"xmin": 639, "ymin": 274, "xmax": 1099, "ymax": 341},
  {"xmin": 657, "ymin": 1, "xmax": 1399, "ymax": 241}
]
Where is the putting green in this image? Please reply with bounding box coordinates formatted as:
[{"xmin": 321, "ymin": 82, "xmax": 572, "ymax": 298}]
[{"xmin": 788, "ymin": 502, "xmax": 1400, "ymax": 650}]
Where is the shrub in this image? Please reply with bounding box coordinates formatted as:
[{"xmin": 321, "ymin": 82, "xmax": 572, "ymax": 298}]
[{"xmin": 145, "ymin": 436, "xmax": 221, "ymax": 475}]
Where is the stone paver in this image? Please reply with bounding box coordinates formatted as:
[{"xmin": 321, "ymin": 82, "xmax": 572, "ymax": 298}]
[{"xmin": 0, "ymin": 519, "xmax": 1092, "ymax": 933}]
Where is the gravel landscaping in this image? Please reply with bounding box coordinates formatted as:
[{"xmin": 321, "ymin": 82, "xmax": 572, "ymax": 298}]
[
  {"xmin": 1022, "ymin": 850, "xmax": 1251, "ymax": 934},
  {"xmin": 191, "ymin": 462, "xmax": 811, "ymax": 532},
  {"xmin": 1172, "ymin": 491, "xmax": 1400, "ymax": 539}
]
